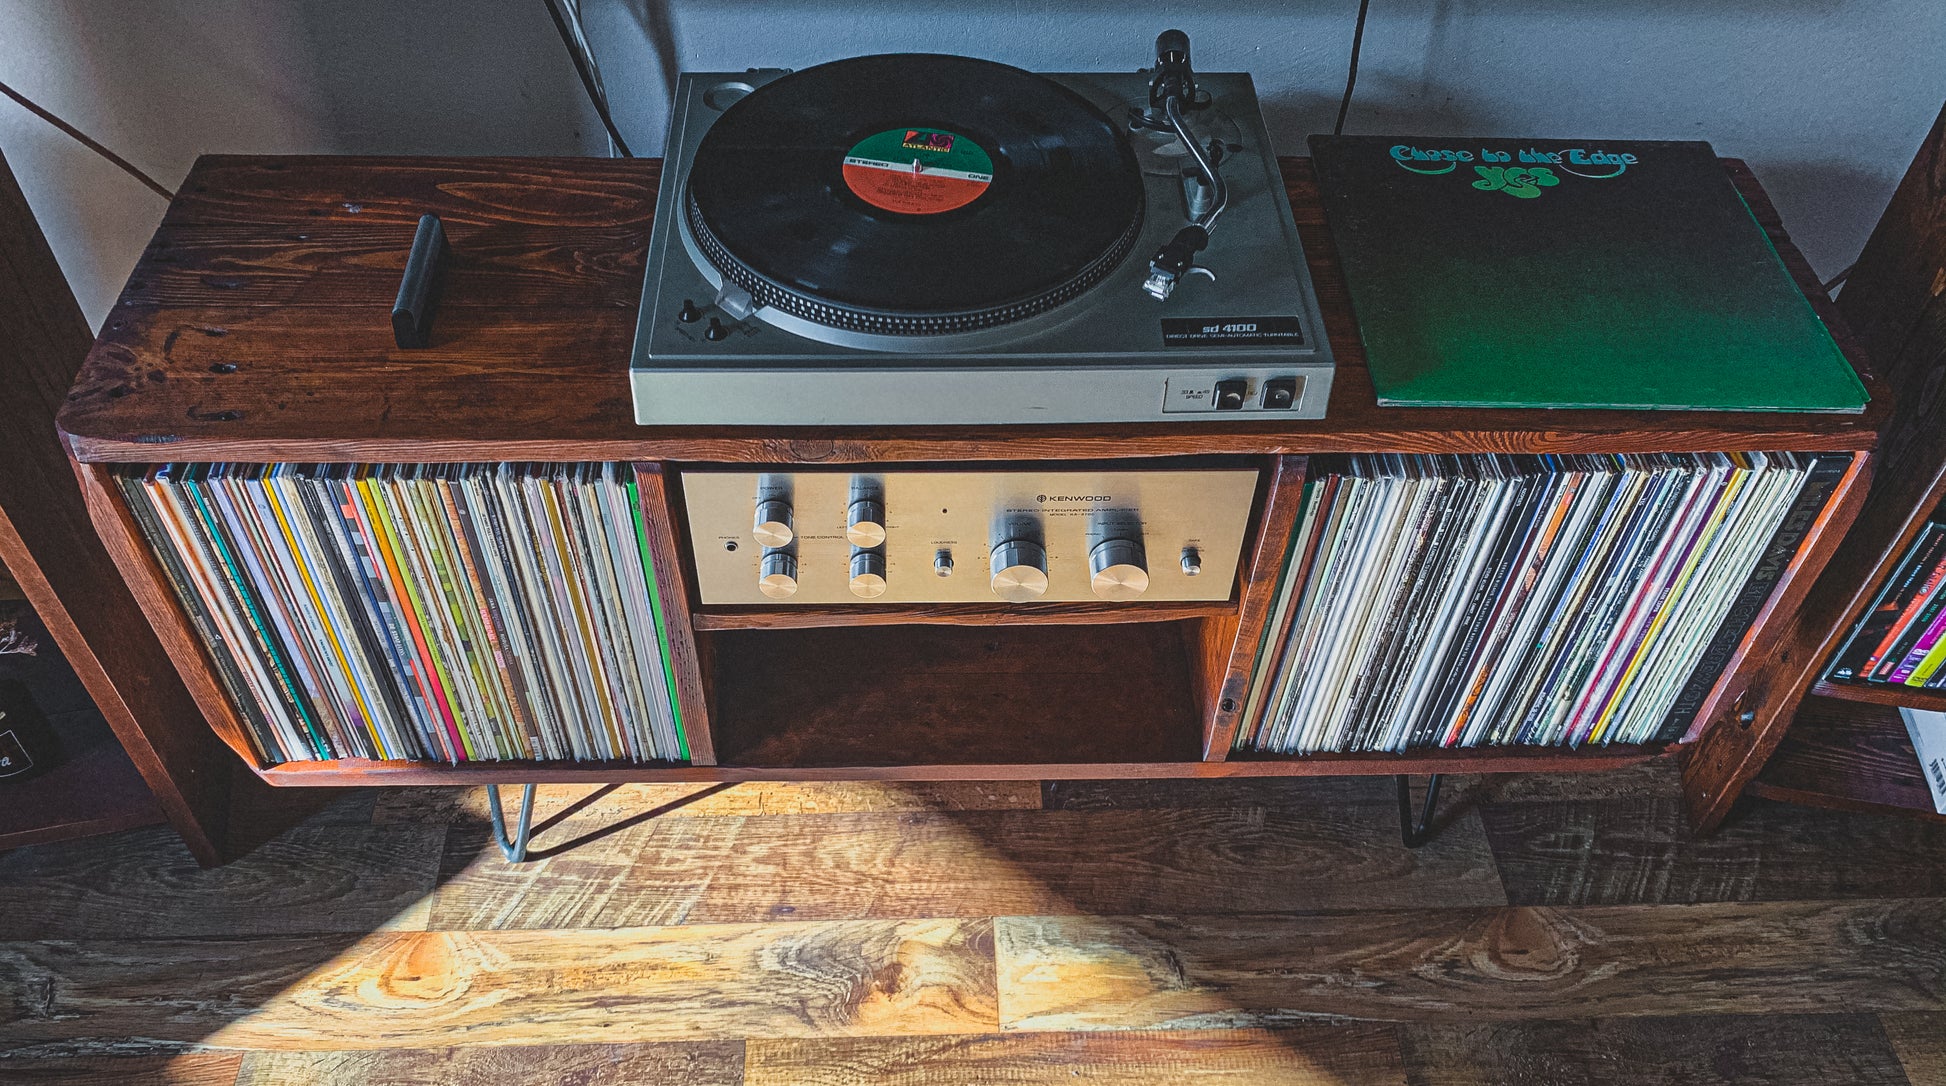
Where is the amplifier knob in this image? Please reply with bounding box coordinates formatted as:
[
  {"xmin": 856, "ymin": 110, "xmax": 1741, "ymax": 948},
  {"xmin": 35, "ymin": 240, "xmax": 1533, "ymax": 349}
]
[
  {"xmin": 753, "ymin": 498, "xmax": 794, "ymax": 548},
  {"xmin": 989, "ymin": 539, "xmax": 1049, "ymax": 602},
  {"xmin": 1090, "ymin": 538, "xmax": 1150, "ymax": 600},
  {"xmin": 758, "ymin": 550, "xmax": 799, "ymax": 599},
  {"xmin": 847, "ymin": 498, "xmax": 887, "ymax": 548},
  {"xmin": 849, "ymin": 550, "xmax": 888, "ymax": 598}
]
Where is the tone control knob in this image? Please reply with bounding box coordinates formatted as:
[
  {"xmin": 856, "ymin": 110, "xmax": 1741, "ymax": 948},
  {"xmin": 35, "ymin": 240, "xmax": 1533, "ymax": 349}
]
[
  {"xmin": 758, "ymin": 550, "xmax": 798, "ymax": 599},
  {"xmin": 849, "ymin": 550, "xmax": 888, "ymax": 598},
  {"xmin": 847, "ymin": 499, "xmax": 887, "ymax": 548},
  {"xmin": 989, "ymin": 539, "xmax": 1049, "ymax": 602},
  {"xmin": 753, "ymin": 498, "xmax": 793, "ymax": 548},
  {"xmin": 1090, "ymin": 538, "xmax": 1150, "ymax": 600},
  {"xmin": 1180, "ymin": 546, "xmax": 1203, "ymax": 577}
]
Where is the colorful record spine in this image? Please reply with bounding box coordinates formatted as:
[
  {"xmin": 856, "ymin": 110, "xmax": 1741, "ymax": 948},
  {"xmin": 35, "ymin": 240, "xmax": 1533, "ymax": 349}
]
[
  {"xmin": 1242, "ymin": 452, "xmax": 1828, "ymax": 755},
  {"xmin": 120, "ymin": 463, "xmax": 690, "ymax": 766}
]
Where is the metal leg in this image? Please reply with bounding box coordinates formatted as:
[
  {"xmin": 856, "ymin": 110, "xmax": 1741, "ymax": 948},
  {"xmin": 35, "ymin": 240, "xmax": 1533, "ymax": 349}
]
[
  {"xmin": 486, "ymin": 783, "xmax": 538, "ymax": 863},
  {"xmin": 1396, "ymin": 773, "xmax": 1443, "ymax": 848}
]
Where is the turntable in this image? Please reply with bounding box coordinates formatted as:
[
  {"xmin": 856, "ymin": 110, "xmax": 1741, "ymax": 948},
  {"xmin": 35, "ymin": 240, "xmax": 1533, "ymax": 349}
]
[{"xmin": 631, "ymin": 33, "xmax": 1335, "ymax": 425}]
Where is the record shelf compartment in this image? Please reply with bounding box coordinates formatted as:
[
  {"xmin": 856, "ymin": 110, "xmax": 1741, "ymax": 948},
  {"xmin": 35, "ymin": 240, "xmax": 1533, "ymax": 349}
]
[{"xmin": 54, "ymin": 154, "xmax": 1887, "ymax": 831}]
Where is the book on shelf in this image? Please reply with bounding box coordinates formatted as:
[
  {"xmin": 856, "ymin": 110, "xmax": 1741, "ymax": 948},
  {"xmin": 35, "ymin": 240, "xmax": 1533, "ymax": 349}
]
[
  {"xmin": 1900, "ymin": 708, "xmax": 1946, "ymax": 815},
  {"xmin": 1308, "ymin": 136, "xmax": 1868, "ymax": 413},
  {"xmin": 1237, "ymin": 451, "xmax": 1839, "ymax": 755},
  {"xmin": 118, "ymin": 463, "xmax": 687, "ymax": 766}
]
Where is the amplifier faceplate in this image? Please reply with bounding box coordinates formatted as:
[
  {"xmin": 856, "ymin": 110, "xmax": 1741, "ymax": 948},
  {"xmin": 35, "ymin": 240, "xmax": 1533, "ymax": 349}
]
[{"xmin": 680, "ymin": 468, "xmax": 1260, "ymax": 605}]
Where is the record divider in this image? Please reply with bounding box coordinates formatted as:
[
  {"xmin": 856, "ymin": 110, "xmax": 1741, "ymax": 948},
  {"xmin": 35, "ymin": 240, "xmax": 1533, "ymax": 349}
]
[{"xmin": 49, "ymin": 153, "xmax": 1892, "ymax": 842}]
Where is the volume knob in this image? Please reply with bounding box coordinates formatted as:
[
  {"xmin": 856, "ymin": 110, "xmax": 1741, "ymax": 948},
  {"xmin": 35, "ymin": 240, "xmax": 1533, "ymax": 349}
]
[
  {"xmin": 849, "ymin": 550, "xmax": 888, "ymax": 598},
  {"xmin": 989, "ymin": 539, "xmax": 1049, "ymax": 602},
  {"xmin": 758, "ymin": 550, "xmax": 798, "ymax": 599},
  {"xmin": 846, "ymin": 499, "xmax": 886, "ymax": 548},
  {"xmin": 1090, "ymin": 538, "xmax": 1150, "ymax": 600},
  {"xmin": 753, "ymin": 499, "xmax": 793, "ymax": 548}
]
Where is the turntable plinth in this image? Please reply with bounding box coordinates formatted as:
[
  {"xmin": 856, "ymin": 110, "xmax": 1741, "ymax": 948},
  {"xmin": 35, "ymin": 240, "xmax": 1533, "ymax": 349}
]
[{"xmin": 57, "ymin": 154, "xmax": 1883, "ymax": 832}]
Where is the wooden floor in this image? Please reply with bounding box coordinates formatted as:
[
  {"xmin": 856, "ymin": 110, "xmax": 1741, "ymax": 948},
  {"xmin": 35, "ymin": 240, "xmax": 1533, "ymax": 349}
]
[{"xmin": 2, "ymin": 765, "xmax": 1944, "ymax": 1084}]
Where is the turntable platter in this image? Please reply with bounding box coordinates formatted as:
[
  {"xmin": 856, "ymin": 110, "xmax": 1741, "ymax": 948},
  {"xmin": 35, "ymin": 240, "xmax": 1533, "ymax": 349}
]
[{"xmin": 684, "ymin": 53, "xmax": 1146, "ymax": 336}]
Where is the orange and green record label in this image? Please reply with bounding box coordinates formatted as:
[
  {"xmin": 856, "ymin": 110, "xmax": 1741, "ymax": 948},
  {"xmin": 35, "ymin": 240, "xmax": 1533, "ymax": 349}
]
[{"xmin": 842, "ymin": 128, "xmax": 994, "ymax": 214}]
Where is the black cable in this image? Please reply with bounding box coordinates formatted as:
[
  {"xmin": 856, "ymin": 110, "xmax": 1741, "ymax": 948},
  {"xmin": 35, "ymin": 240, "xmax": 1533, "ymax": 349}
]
[
  {"xmin": 0, "ymin": 79, "xmax": 173, "ymax": 199},
  {"xmin": 541, "ymin": 0, "xmax": 633, "ymax": 157},
  {"xmin": 1333, "ymin": 0, "xmax": 1374, "ymax": 136}
]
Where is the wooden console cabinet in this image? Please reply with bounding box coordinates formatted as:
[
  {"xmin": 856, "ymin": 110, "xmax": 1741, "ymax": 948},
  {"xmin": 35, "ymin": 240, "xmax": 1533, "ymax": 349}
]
[{"xmin": 55, "ymin": 154, "xmax": 1887, "ymax": 833}]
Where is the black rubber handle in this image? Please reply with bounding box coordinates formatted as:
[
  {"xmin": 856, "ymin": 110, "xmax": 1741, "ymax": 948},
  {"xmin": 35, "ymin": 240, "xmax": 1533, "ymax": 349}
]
[{"xmin": 392, "ymin": 213, "xmax": 449, "ymax": 349}]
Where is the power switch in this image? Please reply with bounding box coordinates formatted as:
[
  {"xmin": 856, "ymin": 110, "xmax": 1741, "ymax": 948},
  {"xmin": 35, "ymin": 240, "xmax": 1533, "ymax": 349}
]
[
  {"xmin": 1262, "ymin": 377, "xmax": 1299, "ymax": 410},
  {"xmin": 1213, "ymin": 378, "xmax": 1248, "ymax": 410}
]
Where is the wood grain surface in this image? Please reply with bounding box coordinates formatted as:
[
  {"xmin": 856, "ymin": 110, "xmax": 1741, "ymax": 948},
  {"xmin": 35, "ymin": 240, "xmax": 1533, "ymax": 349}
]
[
  {"xmin": 1481, "ymin": 795, "xmax": 1946, "ymax": 905},
  {"xmin": 1878, "ymin": 1011, "xmax": 1946, "ymax": 1085},
  {"xmin": 57, "ymin": 156, "xmax": 1882, "ymax": 463},
  {"xmin": 994, "ymin": 900, "xmax": 1946, "ymax": 1030},
  {"xmin": 1750, "ymin": 698, "xmax": 1946, "ymax": 820},
  {"xmin": 4, "ymin": 767, "xmax": 1943, "ymax": 1080},
  {"xmin": 0, "ymin": 1054, "xmax": 245, "ymax": 1084},
  {"xmin": 745, "ymin": 1027, "xmax": 1409, "ymax": 1086},
  {"xmin": 424, "ymin": 803, "xmax": 1504, "ymax": 930},
  {"xmin": 0, "ymin": 919, "xmax": 998, "ymax": 1052},
  {"xmin": 0, "ymin": 818, "xmax": 443, "ymax": 939},
  {"xmin": 234, "ymin": 1042, "xmax": 744, "ymax": 1085},
  {"xmin": 1397, "ymin": 1015, "xmax": 1914, "ymax": 1086}
]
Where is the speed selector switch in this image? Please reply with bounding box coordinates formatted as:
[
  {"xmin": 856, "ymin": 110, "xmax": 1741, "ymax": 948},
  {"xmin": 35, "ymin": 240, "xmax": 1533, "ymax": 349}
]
[
  {"xmin": 753, "ymin": 498, "xmax": 793, "ymax": 548},
  {"xmin": 1090, "ymin": 538, "xmax": 1150, "ymax": 599},
  {"xmin": 989, "ymin": 539, "xmax": 1049, "ymax": 602},
  {"xmin": 846, "ymin": 498, "xmax": 887, "ymax": 548},
  {"xmin": 757, "ymin": 550, "xmax": 799, "ymax": 599},
  {"xmin": 849, "ymin": 550, "xmax": 888, "ymax": 598}
]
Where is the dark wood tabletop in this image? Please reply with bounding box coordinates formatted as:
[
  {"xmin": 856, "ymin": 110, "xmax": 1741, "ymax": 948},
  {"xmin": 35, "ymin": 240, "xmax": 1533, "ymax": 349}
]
[{"xmin": 57, "ymin": 155, "xmax": 1885, "ymax": 465}]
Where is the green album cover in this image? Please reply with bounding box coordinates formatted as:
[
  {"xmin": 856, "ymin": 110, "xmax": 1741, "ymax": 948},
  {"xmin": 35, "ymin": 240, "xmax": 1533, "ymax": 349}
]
[{"xmin": 1309, "ymin": 136, "xmax": 1868, "ymax": 412}]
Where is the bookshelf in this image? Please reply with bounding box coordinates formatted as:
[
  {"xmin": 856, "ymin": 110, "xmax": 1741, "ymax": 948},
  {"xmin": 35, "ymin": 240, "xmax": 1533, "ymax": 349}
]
[
  {"xmin": 54, "ymin": 153, "xmax": 1885, "ymax": 834},
  {"xmin": 1743, "ymin": 104, "xmax": 1946, "ymax": 823},
  {"xmin": 0, "ymin": 148, "xmax": 261, "ymax": 862}
]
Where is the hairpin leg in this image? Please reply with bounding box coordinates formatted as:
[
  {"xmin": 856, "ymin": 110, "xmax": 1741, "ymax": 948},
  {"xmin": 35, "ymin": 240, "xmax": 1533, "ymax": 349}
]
[
  {"xmin": 1396, "ymin": 773, "xmax": 1443, "ymax": 848},
  {"xmin": 486, "ymin": 783, "xmax": 538, "ymax": 863}
]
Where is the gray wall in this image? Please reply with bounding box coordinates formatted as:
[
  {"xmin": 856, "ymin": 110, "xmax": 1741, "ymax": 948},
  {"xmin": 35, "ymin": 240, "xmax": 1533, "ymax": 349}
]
[{"xmin": 5, "ymin": 0, "xmax": 1942, "ymax": 327}]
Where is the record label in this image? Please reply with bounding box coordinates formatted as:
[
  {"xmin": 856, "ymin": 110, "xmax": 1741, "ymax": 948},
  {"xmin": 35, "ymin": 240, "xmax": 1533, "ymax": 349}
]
[{"xmin": 842, "ymin": 128, "xmax": 994, "ymax": 214}]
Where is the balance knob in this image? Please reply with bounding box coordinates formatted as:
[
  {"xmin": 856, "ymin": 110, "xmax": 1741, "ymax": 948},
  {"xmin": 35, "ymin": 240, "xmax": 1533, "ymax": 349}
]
[
  {"xmin": 758, "ymin": 550, "xmax": 798, "ymax": 599},
  {"xmin": 849, "ymin": 550, "xmax": 888, "ymax": 598},
  {"xmin": 847, "ymin": 498, "xmax": 887, "ymax": 548},
  {"xmin": 989, "ymin": 539, "xmax": 1049, "ymax": 602},
  {"xmin": 1090, "ymin": 538, "xmax": 1150, "ymax": 600},
  {"xmin": 753, "ymin": 498, "xmax": 793, "ymax": 548}
]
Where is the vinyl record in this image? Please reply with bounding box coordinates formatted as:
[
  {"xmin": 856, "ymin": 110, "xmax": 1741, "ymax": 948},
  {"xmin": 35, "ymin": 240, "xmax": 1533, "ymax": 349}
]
[{"xmin": 685, "ymin": 53, "xmax": 1146, "ymax": 336}]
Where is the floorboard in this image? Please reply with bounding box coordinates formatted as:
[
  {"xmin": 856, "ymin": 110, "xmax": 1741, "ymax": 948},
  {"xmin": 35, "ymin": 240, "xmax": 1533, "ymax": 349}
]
[
  {"xmin": 744, "ymin": 1027, "xmax": 1409, "ymax": 1086},
  {"xmin": 427, "ymin": 803, "xmax": 1504, "ymax": 930},
  {"xmin": 233, "ymin": 1042, "xmax": 745, "ymax": 1085},
  {"xmin": 1396, "ymin": 1014, "xmax": 1913, "ymax": 1086},
  {"xmin": 0, "ymin": 919, "xmax": 997, "ymax": 1053},
  {"xmin": 1482, "ymin": 796, "xmax": 1946, "ymax": 905},
  {"xmin": 994, "ymin": 900, "xmax": 1946, "ymax": 1031},
  {"xmin": 0, "ymin": 818, "xmax": 445, "ymax": 938},
  {"xmin": 1879, "ymin": 1012, "xmax": 1946, "ymax": 1085},
  {"xmin": 3, "ymin": 764, "xmax": 1939, "ymax": 1083},
  {"xmin": 0, "ymin": 1054, "xmax": 243, "ymax": 1084}
]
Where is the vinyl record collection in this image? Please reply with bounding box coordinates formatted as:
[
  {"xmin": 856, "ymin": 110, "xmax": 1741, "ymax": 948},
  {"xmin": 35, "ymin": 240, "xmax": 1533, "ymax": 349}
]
[
  {"xmin": 118, "ymin": 463, "xmax": 687, "ymax": 765},
  {"xmin": 1239, "ymin": 452, "xmax": 1846, "ymax": 754},
  {"xmin": 1827, "ymin": 513, "xmax": 1946, "ymax": 690}
]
